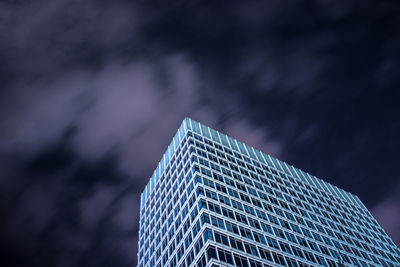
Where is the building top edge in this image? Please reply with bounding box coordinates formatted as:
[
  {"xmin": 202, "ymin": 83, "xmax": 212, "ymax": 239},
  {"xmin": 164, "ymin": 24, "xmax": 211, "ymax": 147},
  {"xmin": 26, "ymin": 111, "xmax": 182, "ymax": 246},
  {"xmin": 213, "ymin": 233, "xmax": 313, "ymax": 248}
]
[{"xmin": 140, "ymin": 118, "xmax": 361, "ymax": 210}]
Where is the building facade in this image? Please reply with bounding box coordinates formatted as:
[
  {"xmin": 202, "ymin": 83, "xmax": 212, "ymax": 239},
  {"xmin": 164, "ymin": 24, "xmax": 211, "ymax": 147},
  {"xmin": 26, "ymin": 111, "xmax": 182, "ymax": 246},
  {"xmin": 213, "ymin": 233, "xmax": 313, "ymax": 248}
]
[{"xmin": 138, "ymin": 118, "xmax": 400, "ymax": 267}]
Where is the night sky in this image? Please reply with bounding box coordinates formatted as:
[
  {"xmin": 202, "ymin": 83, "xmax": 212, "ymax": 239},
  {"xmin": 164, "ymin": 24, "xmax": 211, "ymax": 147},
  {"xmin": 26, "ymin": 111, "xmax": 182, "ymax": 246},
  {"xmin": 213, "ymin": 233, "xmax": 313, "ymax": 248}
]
[{"xmin": 1, "ymin": 1, "xmax": 400, "ymax": 266}]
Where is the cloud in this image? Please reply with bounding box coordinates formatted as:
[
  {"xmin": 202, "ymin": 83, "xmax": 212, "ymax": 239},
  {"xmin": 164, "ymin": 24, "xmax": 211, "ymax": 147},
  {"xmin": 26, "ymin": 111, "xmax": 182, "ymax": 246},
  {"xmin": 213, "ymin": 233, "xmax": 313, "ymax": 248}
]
[
  {"xmin": 221, "ymin": 118, "xmax": 282, "ymax": 157},
  {"xmin": 371, "ymin": 185, "xmax": 400, "ymax": 247},
  {"xmin": 1, "ymin": 1, "xmax": 400, "ymax": 266}
]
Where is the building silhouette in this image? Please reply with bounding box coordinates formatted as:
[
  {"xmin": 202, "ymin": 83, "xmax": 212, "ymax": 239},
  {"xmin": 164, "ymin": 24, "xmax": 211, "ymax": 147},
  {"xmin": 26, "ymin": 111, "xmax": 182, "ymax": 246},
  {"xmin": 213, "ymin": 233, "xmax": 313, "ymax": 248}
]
[{"xmin": 138, "ymin": 118, "xmax": 400, "ymax": 267}]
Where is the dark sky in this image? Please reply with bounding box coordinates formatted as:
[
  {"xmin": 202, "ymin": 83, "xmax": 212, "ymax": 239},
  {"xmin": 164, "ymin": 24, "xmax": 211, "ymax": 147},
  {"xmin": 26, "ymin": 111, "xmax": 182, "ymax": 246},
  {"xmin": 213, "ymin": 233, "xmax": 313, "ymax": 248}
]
[{"xmin": 1, "ymin": 0, "xmax": 400, "ymax": 266}]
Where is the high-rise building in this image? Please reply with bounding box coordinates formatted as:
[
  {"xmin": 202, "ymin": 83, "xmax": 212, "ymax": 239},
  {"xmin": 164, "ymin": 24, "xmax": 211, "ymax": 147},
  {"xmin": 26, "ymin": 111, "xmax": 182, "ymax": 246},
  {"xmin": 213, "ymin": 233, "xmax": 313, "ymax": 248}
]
[{"xmin": 138, "ymin": 118, "xmax": 400, "ymax": 267}]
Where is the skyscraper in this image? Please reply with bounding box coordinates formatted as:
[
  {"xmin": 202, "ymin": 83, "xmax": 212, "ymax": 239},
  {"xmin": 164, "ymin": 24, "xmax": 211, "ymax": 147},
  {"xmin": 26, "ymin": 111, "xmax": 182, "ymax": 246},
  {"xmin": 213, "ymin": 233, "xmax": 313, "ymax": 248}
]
[{"xmin": 138, "ymin": 118, "xmax": 400, "ymax": 267}]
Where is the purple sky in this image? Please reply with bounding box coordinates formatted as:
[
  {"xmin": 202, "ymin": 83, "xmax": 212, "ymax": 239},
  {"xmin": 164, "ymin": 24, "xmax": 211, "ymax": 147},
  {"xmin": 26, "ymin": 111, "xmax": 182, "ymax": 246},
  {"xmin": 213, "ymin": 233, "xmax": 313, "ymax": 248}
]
[{"xmin": 1, "ymin": 1, "xmax": 400, "ymax": 266}]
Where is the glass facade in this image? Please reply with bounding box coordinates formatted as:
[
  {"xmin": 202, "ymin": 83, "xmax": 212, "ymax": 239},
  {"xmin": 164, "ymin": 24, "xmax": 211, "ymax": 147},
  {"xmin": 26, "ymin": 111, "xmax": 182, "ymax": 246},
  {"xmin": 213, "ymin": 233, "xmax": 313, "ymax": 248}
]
[{"xmin": 138, "ymin": 118, "xmax": 400, "ymax": 267}]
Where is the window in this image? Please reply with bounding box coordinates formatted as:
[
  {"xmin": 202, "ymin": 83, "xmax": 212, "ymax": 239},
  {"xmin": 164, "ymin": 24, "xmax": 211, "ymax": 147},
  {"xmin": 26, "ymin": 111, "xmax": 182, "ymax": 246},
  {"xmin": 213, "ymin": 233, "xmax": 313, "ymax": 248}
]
[
  {"xmin": 214, "ymin": 231, "xmax": 229, "ymax": 246},
  {"xmin": 292, "ymin": 246, "xmax": 305, "ymax": 259},
  {"xmin": 201, "ymin": 213, "xmax": 210, "ymax": 225},
  {"xmin": 215, "ymin": 183, "xmax": 227, "ymax": 194},
  {"xmin": 235, "ymin": 212, "xmax": 248, "ymax": 225},
  {"xmin": 206, "ymin": 245, "xmax": 217, "ymax": 261},
  {"xmin": 183, "ymin": 249, "xmax": 194, "ymax": 266},
  {"xmin": 177, "ymin": 244, "xmax": 185, "ymax": 261},
  {"xmin": 169, "ymin": 256, "xmax": 176, "ymax": 267},
  {"xmin": 297, "ymin": 237, "xmax": 308, "ymax": 248},
  {"xmin": 243, "ymin": 204, "xmax": 256, "ymax": 215},
  {"xmin": 218, "ymin": 194, "xmax": 231, "ymax": 205},
  {"xmin": 183, "ymin": 218, "xmax": 190, "ymax": 233},
  {"xmin": 285, "ymin": 211, "xmax": 296, "ymax": 221},
  {"xmin": 320, "ymin": 245, "xmax": 331, "ymax": 256},
  {"xmin": 225, "ymin": 177, "xmax": 235, "ymax": 187},
  {"xmin": 301, "ymin": 227, "xmax": 312, "ymax": 238},
  {"xmin": 258, "ymin": 246, "xmax": 273, "ymax": 261},
  {"xmin": 268, "ymin": 214, "xmax": 280, "ymax": 225},
  {"xmin": 226, "ymin": 221, "xmax": 240, "ymax": 235},
  {"xmin": 199, "ymin": 199, "xmax": 207, "ymax": 211},
  {"xmin": 308, "ymin": 241, "xmax": 320, "ymax": 252},
  {"xmin": 261, "ymin": 222, "xmax": 274, "ymax": 235},
  {"xmin": 266, "ymin": 236, "xmax": 280, "ymax": 249},
  {"xmin": 280, "ymin": 219, "xmax": 291, "ymax": 230},
  {"xmin": 231, "ymin": 199, "xmax": 244, "ymax": 211},
  {"xmin": 240, "ymin": 193, "xmax": 251, "ymax": 203},
  {"xmin": 285, "ymin": 257, "xmax": 298, "ymax": 267},
  {"xmin": 194, "ymin": 237, "xmax": 204, "ymax": 254},
  {"xmin": 248, "ymin": 259, "xmax": 262, "ymax": 267},
  {"xmin": 229, "ymin": 236, "xmax": 245, "ymax": 251},
  {"xmin": 227, "ymin": 188, "xmax": 239, "ymax": 198},
  {"xmin": 275, "ymin": 206, "xmax": 285, "ymax": 217},
  {"xmin": 239, "ymin": 226, "xmax": 253, "ymax": 240},
  {"xmin": 205, "ymin": 189, "xmax": 218, "ymax": 200},
  {"xmin": 244, "ymin": 242, "xmax": 259, "ymax": 257},
  {"xmin": 202, "ymin": 177, "xmax": 215, "ymax": 188},
  {"xmin": 285, "ymin": 231, "xmax": 297, "ymax": 244},
  {"xmin": 221, "ymin": 207, "xmax": 235, "ymax": 219},
  {"xmin": 315, "ymin": 255, "xmax": 328, "ymax": 266},
  {"xmin": 253, "ymin": 231, "xmax": 266, "ymax": 244},
  {"xmin": 272, "ymin": 252, "xmax": 286, "ymax": 266},
  {"xmin": 217, "ymin": 248, "xmax": 234, "ymax": 264},
  {"xmin": 256, "ymin": 209, "xmax": 268, "ymax": 220},
  {"xmin": 190, "ymin": 206, "xmax": 198, "ymax": 222},
  {"xmin": 210, "ymin": 215, "xmax": 225, "ymax": 230},
  {"xmin": 248, "ymin": 187, "xmax": 258, "ymax": 196},
  {"xmin": 303, "ymin": 251, "xmax": 316, "ymax": 263},
  {"xmin": 208, "ymin": 202, "xmax": 221, "ymax": 214},
  {"xmin": 203, "ymin": 228, "xmax": 214, "ymax": 242},
  {"xmin": 273, "ymin": 227, "xmax": 286, "ymax": 239},
  {"xmin": 279, "ymin": 241, "xmax": 292, "ymax": 254},
  {"xmin": 233, "ymin": 253, "xmax": 249, "ymax": 267},
  {"xmin": 184, "ymin": 233, "xmax": 193, "ymax": 249}
]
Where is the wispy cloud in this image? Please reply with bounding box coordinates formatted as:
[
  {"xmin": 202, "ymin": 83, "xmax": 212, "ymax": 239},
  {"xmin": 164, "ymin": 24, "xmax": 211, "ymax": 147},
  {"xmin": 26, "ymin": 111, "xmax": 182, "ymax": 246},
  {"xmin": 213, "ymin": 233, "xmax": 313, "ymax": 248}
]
[{"xmin": 371, "ymin": 185, "xmax": 400, "ymax": 246}]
